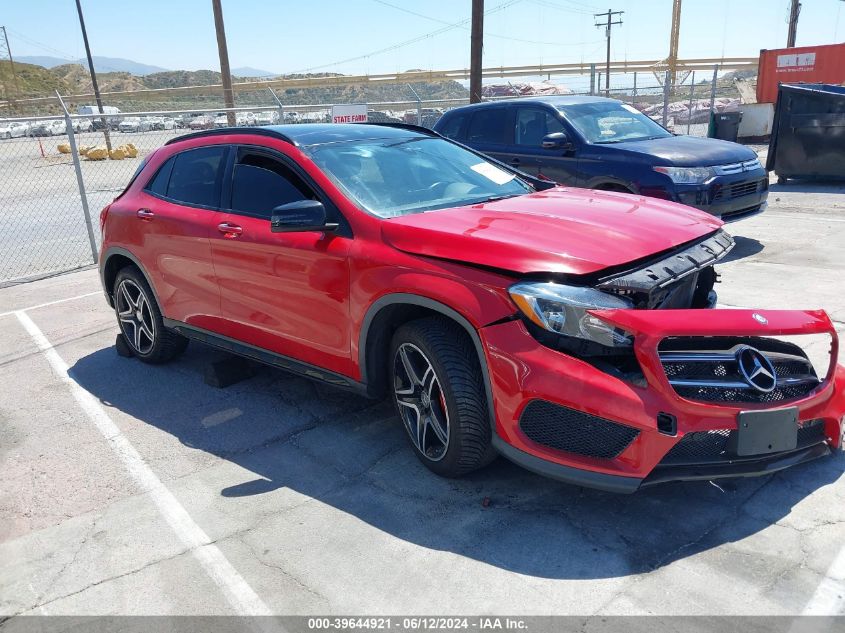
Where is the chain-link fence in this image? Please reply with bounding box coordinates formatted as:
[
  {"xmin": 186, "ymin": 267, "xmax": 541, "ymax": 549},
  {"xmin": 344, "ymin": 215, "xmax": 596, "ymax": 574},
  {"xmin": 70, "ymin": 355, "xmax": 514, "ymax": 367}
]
[{"xmin": 0, "ymin": 66, "xmax": 748, "ymax": 285}]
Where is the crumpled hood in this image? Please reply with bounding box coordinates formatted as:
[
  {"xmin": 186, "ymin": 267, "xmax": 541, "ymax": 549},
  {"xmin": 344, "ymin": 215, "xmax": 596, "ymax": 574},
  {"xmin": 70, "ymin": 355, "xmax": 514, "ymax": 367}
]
[
  {"xmin": 381, "ymin": 187, "xmax": 723, "ymax": 276},
  {"xmin": 610, "ymin": 135, "xmax": 758, "ymax": 166}
]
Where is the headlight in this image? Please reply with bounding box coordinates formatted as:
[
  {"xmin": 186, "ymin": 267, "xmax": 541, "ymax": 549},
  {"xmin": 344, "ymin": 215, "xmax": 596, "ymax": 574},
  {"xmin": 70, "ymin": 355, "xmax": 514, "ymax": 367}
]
[
  {"xmin": 653, "ymin": 166, "xmax": 715, "ymax": 184},
  {"xmin": 508, "ymin": 282, "xmax": 634, "ymax": 348}
]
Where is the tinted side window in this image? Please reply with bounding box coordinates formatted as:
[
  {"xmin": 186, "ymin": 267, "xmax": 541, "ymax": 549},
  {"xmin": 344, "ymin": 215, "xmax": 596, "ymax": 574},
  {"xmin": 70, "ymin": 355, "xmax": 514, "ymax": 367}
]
[
  {"xmin": 438, "ymin": 113, "xmax": 465, "ymax": 140},
  {"xmin": 166, "ymin": 146, "xmax": 227, "ymax": 207},
  {"xmin": 145, "ymin": 157, "xmax": 174, "ymax": 196},
  {"xmin": 514, "ymin": 108, "xmax": 568, "ymax": 146},
  {"xmin": 466, "ymin": 109, "xmax": 508, "ymax": 144},
  {"xmin": 230, "ymin": 153, "xmax": 314, "ymax": 217}
]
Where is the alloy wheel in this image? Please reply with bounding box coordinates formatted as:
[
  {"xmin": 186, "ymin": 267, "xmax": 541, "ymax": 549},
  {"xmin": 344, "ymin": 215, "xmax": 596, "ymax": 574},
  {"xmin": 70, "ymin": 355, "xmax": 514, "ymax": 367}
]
[
  {"xmin": 393, "ymin": 343, "xmax": 450, "ymax": 461},
  {"xmin": 116, "ymin": 279, "xmax": 156, "ymax": 355}
]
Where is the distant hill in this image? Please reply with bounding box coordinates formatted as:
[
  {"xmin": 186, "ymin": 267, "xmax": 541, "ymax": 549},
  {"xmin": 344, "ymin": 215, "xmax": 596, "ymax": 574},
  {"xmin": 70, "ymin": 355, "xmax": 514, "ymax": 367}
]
[
  {"xmin": 4, "ymin": 61, "xmax": 469, "ymax": 115},
  {"xmin": 232, "ymin": 66, "xmax": 277, "ymax": 78},
  {"xmin": 17, "ymin": 55, "xmax": 168, "ymax": 76}
]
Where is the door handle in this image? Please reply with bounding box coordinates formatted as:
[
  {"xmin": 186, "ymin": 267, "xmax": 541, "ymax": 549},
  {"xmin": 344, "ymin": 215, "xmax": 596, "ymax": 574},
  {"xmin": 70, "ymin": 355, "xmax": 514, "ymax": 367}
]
[
  {"xmin": 217, "ymin": 222, "xmax": 243, "ymax": 237},
  {"xmin": 136, "ymin": 208, "xmax": 154, "ymax": 220}
]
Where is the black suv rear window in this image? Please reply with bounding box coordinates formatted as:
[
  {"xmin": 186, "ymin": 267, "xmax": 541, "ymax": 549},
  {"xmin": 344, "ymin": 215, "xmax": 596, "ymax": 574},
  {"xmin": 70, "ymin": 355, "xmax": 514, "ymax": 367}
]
[
  {"xmin": 438, "ymin": 113, "xmax": 466, "ymax": 140},
  {"xmin": 467, "ymin": 109, "xmax": 508, "ymax": 144}
]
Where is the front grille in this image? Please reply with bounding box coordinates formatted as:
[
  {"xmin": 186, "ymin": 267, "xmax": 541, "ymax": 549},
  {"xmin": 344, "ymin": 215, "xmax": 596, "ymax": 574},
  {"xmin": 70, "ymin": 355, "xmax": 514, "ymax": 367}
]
[
  {"xmin": 660, "ymin": 337, "xmax": 821, "ymax": 404},
  {"xmin": 713, "ymin": 179, "xmax": 763, "ymax": 201},
  {"xmin": 729, "ymin": 180, "xmax": 761, "ymax": 198},
  {"xmin": 660, "ymin": 419, "xmax": 826, "ymax": 465},
  {"xmin": 518, "ymin": 400, "xmax": 639, "ymax": 460},
  {"xmin": 673, "ymin": 383, "xmax": 818, "ymax": 403}
]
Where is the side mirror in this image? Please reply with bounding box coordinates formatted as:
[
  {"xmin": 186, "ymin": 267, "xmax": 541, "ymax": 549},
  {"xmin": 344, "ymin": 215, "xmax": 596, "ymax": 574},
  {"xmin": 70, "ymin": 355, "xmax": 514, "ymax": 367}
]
[
  {"xmin": 542, "ymin": 132, "xmax": 573, "ymax": 151},
  {"xmin": 270, "ymin": 200, "xmax": 338, "ymax": 233}
]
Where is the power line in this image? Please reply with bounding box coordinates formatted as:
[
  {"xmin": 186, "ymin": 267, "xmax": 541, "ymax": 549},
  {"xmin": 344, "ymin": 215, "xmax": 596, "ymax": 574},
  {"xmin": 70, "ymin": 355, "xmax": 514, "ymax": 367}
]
[
  {"xmin": 594, "ymin": 8, "xmax": 623, "ymax": 97},
  {"xmin": 371, "ymin": 0, "xmax": 600, "ymax": 47},
  {"xmin": 292, "ymin": 0, "xmax": 522, "ymax": 73},
  {"xmin": 526, "ymin": 0, "xmax": 597, "ymax": 16}
]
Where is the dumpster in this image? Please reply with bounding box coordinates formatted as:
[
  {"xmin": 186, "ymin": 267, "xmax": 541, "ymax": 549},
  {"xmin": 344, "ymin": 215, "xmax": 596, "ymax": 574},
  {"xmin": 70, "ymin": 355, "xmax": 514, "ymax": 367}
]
[
  {"xmin": 766, "ymin": 83, "xmax": 845, "ymax": 184},
  {"xmin": 709, "ymin": 111, "xmax": 742, "ymax": 142}
]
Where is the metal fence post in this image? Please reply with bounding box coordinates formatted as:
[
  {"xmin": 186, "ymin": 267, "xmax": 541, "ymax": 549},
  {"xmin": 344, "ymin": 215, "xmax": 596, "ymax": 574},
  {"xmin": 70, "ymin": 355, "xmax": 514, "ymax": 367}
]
[
  {"xmin": 686, "ymin": 71, "xmax": 695, "ymax": 135},
  {"xmin": 589, "ymin": 64, "xmax": 596, "ymax": 96},
  {"xmin": 632, "ymin": 71, "xmax": 637, "ymax": 109},
  {"xmin": 56, "ymin": 91, "xmax": 98, "ymax": 265},
  {"xmin": 662, "ymin": 70, "xmax": 671, "ymax": 128},
  {"xmin": 709, "ymin": 64, "xmax": 719, "ymax": 113},
  {"xmin": 407, "ymin": 84, "xmax": 422, "ymax": 125},
  {"xmin": 268, "ymin": 87, "xmax": 284, "ymax": 123}
]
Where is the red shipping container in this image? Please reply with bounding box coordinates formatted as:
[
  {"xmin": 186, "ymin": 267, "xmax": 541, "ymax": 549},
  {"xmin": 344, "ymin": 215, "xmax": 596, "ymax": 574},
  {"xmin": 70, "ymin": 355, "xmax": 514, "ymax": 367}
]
[{"xmin": 756, "ymin": 43, "xmax": 845, "ymax": 104}]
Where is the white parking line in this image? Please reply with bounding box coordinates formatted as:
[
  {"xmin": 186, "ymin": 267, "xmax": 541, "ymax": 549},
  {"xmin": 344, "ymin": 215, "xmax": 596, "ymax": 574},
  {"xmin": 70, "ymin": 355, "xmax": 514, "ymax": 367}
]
[
  {"xmin": 0, "ymin": 291, "xmax": 101, "ymax": 318},
  {"xmin": 14, "ymin": 310, "xmax": 274, "ymax": 617},
  {"xmin": 764, "ymin": 213, "xmax": 845, "ymax": 223},
  {"xmin": 803, "ymin": 545, "xmax": 845, "ymax": 615}
]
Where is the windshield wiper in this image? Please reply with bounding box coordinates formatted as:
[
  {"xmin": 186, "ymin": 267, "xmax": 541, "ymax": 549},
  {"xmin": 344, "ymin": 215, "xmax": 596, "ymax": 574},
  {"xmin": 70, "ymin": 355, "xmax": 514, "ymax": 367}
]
[{"xmin": 473, "ymin": 194, "xmax": 520, "ymax": 204}]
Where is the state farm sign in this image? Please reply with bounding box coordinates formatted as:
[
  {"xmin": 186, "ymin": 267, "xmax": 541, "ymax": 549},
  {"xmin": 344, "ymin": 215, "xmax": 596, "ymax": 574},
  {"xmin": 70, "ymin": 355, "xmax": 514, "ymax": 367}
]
[{"xmin": 331, "ymin": 104, "xmax": 368, "ymax": 124}]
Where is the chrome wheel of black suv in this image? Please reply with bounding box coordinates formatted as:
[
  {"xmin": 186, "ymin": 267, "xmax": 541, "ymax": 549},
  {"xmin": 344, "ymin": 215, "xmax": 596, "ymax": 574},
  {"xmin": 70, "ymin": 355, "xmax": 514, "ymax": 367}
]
[{"xmin": 390, "ymin": 317, "xmax": 496, "ymax": 477}]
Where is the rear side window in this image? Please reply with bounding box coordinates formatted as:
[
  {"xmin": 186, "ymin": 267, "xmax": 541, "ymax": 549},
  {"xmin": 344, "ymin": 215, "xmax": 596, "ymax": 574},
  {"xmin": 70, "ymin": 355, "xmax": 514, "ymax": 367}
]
[
  {"xmin": 163, "ymin": 146, "xmax": 227, "ymax": 207},
  {"xmin": 467, "ymin": 109, "xmax": 508, "ymax": 144},
  {"xmin": 230, "ymin": 152, "xmax": 314, "ymax": 218},
  {"xmin": 438, "ymin": 113, "xmax": 466, "ymax": 140},
  {"xmin": 145, "ymin": 157, "xmax": 174, "ymax": 196}
]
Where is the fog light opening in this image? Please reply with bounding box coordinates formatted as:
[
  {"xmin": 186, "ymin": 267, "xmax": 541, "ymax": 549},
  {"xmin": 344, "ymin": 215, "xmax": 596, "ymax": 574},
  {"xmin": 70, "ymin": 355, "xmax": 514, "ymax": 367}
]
[{"xmin": 657, "ymin": 412, "xmax": 677, "ymax": 436}]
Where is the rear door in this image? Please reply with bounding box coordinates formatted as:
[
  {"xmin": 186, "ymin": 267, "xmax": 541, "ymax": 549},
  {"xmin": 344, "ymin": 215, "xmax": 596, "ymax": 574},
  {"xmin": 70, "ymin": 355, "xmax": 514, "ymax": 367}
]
[
  {"xmin": 209, "ymin": 146, "xmax": 353, "ymax": 375},
  {"xmin": 133, "ymin": 145, "xmax": 228, "ymax": 327},
  {"xmin": 508, "ymin": 105, "xmax": 579, "ymax": 185},
  {"xmin": 464, "ymin": 107, "xmax": 512, "ymax": 164}
]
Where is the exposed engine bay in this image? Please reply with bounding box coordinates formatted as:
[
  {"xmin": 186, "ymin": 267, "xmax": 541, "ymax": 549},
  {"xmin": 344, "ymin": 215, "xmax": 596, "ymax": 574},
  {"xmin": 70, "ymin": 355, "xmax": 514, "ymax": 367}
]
[{"xmin": 596, "ymin": 230, "xmax": 735, "ymax": 310}]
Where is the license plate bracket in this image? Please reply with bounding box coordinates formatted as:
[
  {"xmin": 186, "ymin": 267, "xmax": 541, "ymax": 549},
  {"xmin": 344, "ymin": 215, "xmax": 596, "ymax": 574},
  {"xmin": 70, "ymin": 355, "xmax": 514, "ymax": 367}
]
[{"xmin": 730, "ymin": 407, "xmax": 799, "ymax": 456}]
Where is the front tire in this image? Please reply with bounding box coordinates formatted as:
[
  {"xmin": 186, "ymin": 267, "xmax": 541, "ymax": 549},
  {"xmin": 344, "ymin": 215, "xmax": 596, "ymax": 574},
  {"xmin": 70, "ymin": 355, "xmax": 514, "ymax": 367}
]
[
  {"xmin": 113, "ymin": 267, "xmax": 187, "ymax": 364},
  {"xmin": 390, "ymin": 317, "xmax": 495, "ymax": 478}
]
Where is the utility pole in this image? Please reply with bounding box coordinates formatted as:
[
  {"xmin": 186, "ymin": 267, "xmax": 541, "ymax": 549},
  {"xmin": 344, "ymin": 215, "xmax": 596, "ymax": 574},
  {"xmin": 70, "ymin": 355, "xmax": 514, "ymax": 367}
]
[
  {"xmin": 0, "ymin": 27, "xmax": 21, "ymax": 112},
  {"xmin": 470, "ymin": 0, "xmax": 484, "ymax": 103},
  {"xmin": 74, "ymin": 0, "xmax": 111, "ymax": 151},
  {"xmin": 212, "ymin": 0, "xmax": 236, "ymax": 126},
  {"xmin": 594, "ymin": 9, "xmax": 623, "ymax": 98},
  {"xmin": 787, "ymin": 0, "xmax": 801, "ymax": 47},
  {"xmin": 667, "ymin": 0, "xmax": 682, "ymax": 91}
]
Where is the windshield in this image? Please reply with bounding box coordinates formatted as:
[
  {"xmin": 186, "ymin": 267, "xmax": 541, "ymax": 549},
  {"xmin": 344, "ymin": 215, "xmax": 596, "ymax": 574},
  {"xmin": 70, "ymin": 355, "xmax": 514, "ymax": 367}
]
[
  {"xmin": 306, "ymin": 137, "xmax": 532, "ymax": 218},
  {"xmin": 561, "ymin": 102, "xmax": 672, "ymax": 144}
]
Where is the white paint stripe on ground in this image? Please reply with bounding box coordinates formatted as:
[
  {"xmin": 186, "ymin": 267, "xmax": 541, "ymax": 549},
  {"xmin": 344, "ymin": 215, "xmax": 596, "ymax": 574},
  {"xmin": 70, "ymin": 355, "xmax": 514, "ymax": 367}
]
[
  {"xmin": 14, "ymin": 310, "xmax": 274, "ymax": 617},
  {"xmin": 803, "ymin": 543, "xmax": 845, "ymax": 615},
  {"xmin": 0, "ymin": 291, "xmax": 101, "ymax": 318},
  {"xmin": 763, "ymin": 213, "xmax": 845, "ymax": 224}
]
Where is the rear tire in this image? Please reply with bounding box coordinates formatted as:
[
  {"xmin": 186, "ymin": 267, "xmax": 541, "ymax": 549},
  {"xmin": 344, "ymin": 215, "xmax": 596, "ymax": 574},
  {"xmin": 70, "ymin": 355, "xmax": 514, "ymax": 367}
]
[
  {"xmin": 113, "ymin": 267, "xmax": 187, "ymax": 364},
  {"xmin": 390, "ymin": 317, "xmax": 496, "ymax": 478}
]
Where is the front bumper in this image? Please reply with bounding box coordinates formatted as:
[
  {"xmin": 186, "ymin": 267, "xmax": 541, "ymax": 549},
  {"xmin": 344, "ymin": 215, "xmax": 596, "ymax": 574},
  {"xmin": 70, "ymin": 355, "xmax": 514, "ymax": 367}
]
[
  {"xmin": 673, "ymin": 169, "xmax": 769, "ymax": 220},
  {"xmin": 481, "ymin": 309, "xmax": 845, "ymax": 493}
]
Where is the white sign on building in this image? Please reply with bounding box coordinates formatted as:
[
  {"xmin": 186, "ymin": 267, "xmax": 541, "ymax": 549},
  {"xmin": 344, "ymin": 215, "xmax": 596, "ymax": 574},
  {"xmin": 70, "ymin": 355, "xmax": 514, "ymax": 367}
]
[{"xmin": 331, "ymin": 104, "xmax": 368, "ymax": 124}]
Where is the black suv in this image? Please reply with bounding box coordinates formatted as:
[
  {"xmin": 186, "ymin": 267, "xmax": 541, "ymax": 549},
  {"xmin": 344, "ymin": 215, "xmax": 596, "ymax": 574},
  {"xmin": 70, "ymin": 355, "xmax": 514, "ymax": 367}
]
[{"xmin": 434, "ymin": 96, "xmax": 768, "ymax": 220}]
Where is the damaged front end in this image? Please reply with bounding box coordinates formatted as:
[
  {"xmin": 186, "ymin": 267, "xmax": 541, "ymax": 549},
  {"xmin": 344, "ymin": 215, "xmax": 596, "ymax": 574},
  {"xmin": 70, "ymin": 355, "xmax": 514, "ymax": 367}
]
[{"xmin": 595, "ymin": 229, "xmax": 735, "ymax": 310}]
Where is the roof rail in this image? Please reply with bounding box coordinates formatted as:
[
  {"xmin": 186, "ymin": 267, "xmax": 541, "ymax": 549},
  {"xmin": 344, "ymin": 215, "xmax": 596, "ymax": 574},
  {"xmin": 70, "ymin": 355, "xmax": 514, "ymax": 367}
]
[
  {"xmin": 362, "ymin": 122, "xmax": 442, "ymax": 137},
  {"xmin": 165, "ymin": 126, "xmax": 295, "ymax": 146}
]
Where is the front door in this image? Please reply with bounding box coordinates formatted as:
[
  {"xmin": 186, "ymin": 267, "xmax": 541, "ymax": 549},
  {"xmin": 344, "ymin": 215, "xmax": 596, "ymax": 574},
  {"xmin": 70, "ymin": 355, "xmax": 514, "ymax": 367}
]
[
  {"xmin": 507, "ymin": 106, "xmax": 579, "ymax": 185},
  {"xmin": 209, "ymin": 146, "xmax": 353, "ymax": 376}
]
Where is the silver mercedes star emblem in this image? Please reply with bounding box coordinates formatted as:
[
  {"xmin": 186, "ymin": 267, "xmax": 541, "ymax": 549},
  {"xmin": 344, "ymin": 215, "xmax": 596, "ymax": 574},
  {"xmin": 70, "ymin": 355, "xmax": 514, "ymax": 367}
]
[
  {"xmin": 736, "ymin": 346, "xmax": 777, "ymax": 393},
  {"xmin": 752, "ymin": 313, "xmax": 768, "ymax": 325}
]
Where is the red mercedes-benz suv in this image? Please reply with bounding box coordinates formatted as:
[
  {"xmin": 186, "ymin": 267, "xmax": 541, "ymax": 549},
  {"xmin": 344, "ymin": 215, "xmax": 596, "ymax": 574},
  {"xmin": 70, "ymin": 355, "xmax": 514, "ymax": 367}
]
[{"xmin": 99, "ymin": 123, "xmax": 845, "ymax": 492}]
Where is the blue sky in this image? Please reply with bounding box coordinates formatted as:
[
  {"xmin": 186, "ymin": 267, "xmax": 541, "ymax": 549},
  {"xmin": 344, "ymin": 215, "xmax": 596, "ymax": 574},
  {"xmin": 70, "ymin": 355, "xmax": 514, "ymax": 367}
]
[{"xmin": 3, "ymin": 0, "xmax": 843, "ymax": 76}]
